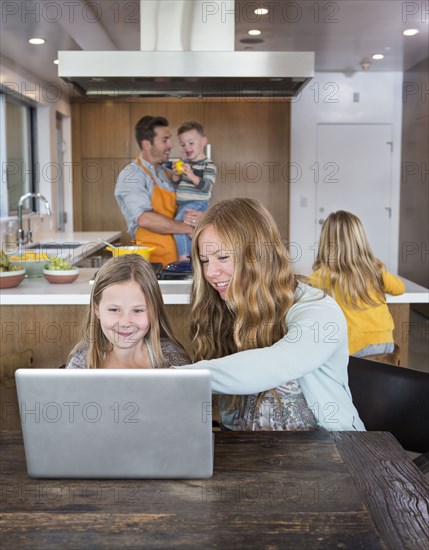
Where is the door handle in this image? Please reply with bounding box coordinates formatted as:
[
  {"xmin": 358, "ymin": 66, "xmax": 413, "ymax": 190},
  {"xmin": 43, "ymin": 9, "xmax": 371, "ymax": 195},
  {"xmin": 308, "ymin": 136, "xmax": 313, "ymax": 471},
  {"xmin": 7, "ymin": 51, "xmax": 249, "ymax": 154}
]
[
  {"xmin": 385, "ymin": 207, "xmax": 392, "ymax": 218},
  {"xmin": 318, "ymin": 219, "xmax": 324, "ymax": 225}
]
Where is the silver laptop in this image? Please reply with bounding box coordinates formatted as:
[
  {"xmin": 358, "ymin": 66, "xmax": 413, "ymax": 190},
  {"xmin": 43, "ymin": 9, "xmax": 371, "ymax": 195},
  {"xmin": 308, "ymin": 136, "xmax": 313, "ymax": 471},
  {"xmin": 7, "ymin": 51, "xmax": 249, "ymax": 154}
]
[{"xmin": 15, "ymin": 368, "xmax": 213, "ymax": 479}]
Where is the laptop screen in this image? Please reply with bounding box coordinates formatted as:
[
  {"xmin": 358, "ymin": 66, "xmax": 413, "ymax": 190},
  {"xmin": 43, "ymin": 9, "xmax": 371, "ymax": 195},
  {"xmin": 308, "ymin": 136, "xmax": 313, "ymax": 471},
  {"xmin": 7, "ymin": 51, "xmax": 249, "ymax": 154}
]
[{"xmin": 15, "ymin": 368, "xmax": 213, "ymax": 479}]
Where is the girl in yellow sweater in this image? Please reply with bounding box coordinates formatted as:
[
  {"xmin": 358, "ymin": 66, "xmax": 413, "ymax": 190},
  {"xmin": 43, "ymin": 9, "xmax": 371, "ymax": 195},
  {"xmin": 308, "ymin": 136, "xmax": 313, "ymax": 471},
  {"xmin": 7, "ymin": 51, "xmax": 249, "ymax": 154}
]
[{"xmin": 310, "ymin": 211, "xmax": 405, "ymax": 357}]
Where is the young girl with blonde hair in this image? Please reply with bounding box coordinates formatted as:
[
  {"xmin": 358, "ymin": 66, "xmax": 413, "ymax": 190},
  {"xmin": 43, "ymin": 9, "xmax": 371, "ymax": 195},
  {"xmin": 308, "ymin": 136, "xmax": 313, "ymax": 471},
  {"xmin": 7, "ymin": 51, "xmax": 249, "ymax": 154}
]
[
  {"xmin": 67, "ymin": 254, "xmax": 189, "ymax": 369},
  {"xmin": 310, "ymin": 211, "xmax": 405, "ymax": 357},
  {"xmin": 175, "ymin": 198, "xmax": 364, "ymax": 432}
]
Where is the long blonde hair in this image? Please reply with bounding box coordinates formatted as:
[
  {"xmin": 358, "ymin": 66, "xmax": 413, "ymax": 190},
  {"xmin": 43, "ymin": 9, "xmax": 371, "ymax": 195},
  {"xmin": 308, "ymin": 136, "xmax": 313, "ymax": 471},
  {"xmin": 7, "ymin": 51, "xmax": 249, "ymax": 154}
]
[
  {"xmin": 312, "ymin": 211, "xmax": 385, "ymax": 308},
  {"xmin": 70, "ymin": 254, "xmax": 182, "ymax": 368},
  {"xmin": 190, "ymin": 198, "xmax": 297, "ymax": 361}
]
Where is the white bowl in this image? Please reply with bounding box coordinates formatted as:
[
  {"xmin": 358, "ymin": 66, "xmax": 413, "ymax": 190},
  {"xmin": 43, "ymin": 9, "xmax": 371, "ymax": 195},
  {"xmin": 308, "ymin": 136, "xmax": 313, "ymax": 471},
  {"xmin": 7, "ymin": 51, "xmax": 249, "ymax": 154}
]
[
  {"xmin": 9, "ymin": 259, "xmax": 46, "ymax": 278},
  {"xmin": 0, "ymin": 269, "xmax": 26, "ymax": 289},
  {"xmin": 43, "ymin": 267, "xmax": 79, "ymax": 284}
]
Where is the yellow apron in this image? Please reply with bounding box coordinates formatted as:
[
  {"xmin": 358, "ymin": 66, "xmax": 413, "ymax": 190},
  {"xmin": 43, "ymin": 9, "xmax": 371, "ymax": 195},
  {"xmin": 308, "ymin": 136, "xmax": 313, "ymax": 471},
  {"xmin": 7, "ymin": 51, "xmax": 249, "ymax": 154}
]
[{"xmin": 134, "ymin": 157, "xmax": 177, "ymax": 267}]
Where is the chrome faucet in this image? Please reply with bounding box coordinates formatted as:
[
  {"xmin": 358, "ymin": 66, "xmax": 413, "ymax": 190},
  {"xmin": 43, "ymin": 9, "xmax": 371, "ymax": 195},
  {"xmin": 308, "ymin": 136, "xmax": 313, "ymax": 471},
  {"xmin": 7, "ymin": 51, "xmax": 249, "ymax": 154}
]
[{"xmin": 17, "ymin": 193, "xmax": 52, "ymax": 245}]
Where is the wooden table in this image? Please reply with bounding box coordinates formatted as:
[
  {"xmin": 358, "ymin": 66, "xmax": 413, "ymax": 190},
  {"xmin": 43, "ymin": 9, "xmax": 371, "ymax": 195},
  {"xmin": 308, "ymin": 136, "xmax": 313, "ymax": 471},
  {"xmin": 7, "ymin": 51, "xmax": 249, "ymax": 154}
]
[{"xmin": 1, "ymin": 431, "xmax": 428, "ymax": 549}]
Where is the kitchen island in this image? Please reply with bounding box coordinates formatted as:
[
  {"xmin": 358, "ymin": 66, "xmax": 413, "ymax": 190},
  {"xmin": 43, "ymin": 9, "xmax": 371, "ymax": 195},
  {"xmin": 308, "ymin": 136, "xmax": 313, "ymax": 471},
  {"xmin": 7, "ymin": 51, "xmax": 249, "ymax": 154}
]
[
  {"xmin": 2, "ymin": 268, "xmax": 427, "ymax": 306},
  {"xmin": 1, "ymin": 271, "xmax": 427, "ymax": 431},
  {"xmin": 1, "ymin": 270, "xmax": 426, "ymax": 360}
]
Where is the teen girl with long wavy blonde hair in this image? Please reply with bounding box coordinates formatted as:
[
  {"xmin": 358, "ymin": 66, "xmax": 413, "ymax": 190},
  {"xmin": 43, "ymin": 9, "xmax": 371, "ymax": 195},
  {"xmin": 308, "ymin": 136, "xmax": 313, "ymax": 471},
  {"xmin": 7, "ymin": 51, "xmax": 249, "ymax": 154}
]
[
  {"xmin": 176, "ymin": 198, "xmax": 365, "ymax": 432},
  {"xmin": 190, "ymin": 198, "xmax": 296, "ymax": 361},
  {"xmin": 310, "ymin": 211, "xmax": 405, "ymax": 356}
]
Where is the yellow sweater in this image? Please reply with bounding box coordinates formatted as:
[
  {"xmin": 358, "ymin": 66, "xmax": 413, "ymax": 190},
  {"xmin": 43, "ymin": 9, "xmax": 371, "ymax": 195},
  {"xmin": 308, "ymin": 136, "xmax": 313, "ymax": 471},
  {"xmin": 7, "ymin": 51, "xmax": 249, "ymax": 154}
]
[{"xmin": 309, "ymin": 269, "xmax": 405, "ymax": 355}]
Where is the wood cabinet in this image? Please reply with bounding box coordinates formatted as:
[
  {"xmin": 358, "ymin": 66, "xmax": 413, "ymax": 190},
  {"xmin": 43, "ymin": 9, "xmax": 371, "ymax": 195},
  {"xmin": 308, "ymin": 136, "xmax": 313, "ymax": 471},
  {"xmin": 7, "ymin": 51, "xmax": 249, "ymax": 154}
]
[
  {"xmin": 80, "ymin": 102, "xmax": 131, "ymax": 158},
  {"xmin": 204, "ymin": 101, "xmax": 290, "ymax": 239},
  {"xmin": 72, "ymin": 98, "xmax": 291, "ymax": 242}
]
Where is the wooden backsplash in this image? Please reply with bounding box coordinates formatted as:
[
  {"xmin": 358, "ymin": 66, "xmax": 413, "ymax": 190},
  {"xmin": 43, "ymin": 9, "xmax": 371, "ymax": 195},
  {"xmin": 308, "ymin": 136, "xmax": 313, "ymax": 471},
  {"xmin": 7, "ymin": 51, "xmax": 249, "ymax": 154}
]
[{"xmin": 71, "ymin": 98, "xmax": 291, "ymax": 243}]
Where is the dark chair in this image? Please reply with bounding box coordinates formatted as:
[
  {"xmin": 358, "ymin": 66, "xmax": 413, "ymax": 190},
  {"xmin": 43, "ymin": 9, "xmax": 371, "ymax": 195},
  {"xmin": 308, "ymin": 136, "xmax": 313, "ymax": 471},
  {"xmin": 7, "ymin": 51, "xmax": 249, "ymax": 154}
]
[{"xmin": 348, "ymin": 356, "xmax": 429, "ymax": 472}]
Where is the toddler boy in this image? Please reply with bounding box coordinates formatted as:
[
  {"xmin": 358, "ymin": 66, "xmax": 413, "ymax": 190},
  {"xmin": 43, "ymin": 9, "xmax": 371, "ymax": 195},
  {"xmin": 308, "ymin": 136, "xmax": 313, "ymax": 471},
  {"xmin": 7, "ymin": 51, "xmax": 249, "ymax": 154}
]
[{"xmin": 172, "ymin": 121, "xmax": 217, "ymax": 260}]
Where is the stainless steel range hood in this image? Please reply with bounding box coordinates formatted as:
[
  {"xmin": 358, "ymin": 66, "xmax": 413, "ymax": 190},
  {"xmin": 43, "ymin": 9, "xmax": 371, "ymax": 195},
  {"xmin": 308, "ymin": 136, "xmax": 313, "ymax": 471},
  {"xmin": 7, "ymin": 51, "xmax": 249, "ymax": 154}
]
[
  {"xmin": 58, "ymin": 50, "xmax": 314, "ymax": 98},
  {"xmin": 58, "ymin": 0, "xmax": 314, "ymax": 98}
]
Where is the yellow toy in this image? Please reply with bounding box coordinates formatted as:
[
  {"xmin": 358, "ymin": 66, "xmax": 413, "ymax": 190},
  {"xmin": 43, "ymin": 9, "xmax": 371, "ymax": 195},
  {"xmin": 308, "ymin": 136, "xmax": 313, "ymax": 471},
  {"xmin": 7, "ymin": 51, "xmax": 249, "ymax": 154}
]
[{"xmin": 175, "ymin": 160, "xmax": 185, "ymax": 175}]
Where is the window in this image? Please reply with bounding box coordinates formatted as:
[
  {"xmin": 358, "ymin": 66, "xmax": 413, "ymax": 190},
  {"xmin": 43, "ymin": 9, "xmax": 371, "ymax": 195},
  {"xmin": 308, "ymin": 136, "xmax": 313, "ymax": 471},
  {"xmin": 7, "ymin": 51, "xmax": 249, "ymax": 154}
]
[{"xmin": 0, "ymin": 93, "xmax": 36, "ymax": 216}]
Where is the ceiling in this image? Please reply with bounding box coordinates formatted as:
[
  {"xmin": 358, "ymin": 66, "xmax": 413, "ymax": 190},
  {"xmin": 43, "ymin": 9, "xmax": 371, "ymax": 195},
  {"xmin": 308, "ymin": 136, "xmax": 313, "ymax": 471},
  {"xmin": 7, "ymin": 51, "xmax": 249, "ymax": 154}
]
[{"xmin": 0, "ymin": 0, "xmax": 428, "ymax": 94}]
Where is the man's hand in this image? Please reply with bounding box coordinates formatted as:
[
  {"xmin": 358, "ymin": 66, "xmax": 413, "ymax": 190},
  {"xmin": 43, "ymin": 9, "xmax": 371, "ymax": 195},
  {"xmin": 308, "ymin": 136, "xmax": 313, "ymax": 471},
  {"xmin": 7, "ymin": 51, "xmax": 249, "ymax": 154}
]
[
  {"xmin": 138, "ymin": 211, "xmax": 193, "ymax": 235},
  {"xmin": 183, "ymin": 209, "xmax": 204, "ymax": 228}
]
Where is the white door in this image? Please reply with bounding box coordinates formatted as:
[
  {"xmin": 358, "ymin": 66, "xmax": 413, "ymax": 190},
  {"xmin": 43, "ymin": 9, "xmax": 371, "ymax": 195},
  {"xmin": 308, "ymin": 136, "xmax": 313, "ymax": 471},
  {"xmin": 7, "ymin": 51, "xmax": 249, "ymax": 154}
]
[{"xmin": 315, "ymin": 123, "xmax": 393, "ymax": 269}]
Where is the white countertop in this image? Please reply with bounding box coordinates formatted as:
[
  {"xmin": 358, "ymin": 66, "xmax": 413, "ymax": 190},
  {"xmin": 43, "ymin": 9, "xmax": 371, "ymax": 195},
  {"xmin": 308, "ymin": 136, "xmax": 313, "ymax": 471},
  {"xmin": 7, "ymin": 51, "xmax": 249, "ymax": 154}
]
[
  {"xmin": 0, "ymin": 270, "xmax": 426, "ymax": 306},
  {"xmin": 0, "ymin": 269, "xmax": 192, "ymax": 305},
  {"xmin": 294, "ymin": 269, "xmax": 428, "ymax": 305},
  {"xmin": 382, "ymin": 277, "xmax": 429, "ymax": 304}
]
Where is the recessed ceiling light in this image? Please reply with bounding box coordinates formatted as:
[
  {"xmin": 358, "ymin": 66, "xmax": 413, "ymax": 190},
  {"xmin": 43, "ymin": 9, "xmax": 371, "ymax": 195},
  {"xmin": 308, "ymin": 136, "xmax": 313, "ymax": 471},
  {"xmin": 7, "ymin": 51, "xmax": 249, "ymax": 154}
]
[
  {"xmin": 29, "ymin": 38, "xmax": 45, "ymax": 45},
  {"xmin": 254, "ymin": 8, "xmax": 269, "ymax": 15},
  {"xmin": 248, "ymin": 29, "xmax": 262, "ymax": 36},
  {"xmin": 372, "ymin": 54, "xmax": 384, "ymax": 60},
  {"xmin": 53, "ymin": 59, "xmax": 59, "ymax": 65},
  {"xmin": 403, "ymin": 28, "xmax": 419, "ymax": 36}
]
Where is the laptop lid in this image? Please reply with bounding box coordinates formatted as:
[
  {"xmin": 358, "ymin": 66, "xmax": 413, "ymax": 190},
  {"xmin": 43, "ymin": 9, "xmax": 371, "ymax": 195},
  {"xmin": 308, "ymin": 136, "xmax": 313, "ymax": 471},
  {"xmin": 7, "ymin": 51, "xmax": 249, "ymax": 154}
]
[{"xmin": 15, "ymin": 368, "xmax": 213, "ymax": 479}]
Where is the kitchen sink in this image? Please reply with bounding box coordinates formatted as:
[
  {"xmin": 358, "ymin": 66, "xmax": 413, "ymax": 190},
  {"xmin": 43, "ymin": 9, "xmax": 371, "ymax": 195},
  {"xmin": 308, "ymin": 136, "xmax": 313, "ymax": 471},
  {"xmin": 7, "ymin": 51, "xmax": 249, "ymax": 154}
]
[{"xmin": 26, "ymin": 242, "xmax": 83, "ymax": 250}]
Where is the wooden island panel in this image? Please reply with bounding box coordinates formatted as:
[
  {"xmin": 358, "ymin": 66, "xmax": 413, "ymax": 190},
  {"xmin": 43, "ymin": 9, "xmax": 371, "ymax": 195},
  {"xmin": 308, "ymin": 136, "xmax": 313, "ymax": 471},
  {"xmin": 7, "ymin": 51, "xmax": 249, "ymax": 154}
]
[
  {"xmin": 1, "ymin": 305, "xmax": 192, "ymax": 369},
  {"xmin": 389, "ymin": 303, "xmax": 410, "ymax": 366},
  {"xmin": 0, "ymin": 304, "xmax": 192, "ymax": 431},
  {"xmin": 0, "ymin": 300, "xmax": 417, "ymax": 431}
]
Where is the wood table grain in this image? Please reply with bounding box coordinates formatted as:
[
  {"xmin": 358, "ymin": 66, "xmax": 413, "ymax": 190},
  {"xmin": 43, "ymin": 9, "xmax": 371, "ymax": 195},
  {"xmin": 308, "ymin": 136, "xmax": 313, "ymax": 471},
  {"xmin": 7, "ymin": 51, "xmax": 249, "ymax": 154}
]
[{"xmin": 1, "ymin": 430, "xmax": 428, "ymax": 549}]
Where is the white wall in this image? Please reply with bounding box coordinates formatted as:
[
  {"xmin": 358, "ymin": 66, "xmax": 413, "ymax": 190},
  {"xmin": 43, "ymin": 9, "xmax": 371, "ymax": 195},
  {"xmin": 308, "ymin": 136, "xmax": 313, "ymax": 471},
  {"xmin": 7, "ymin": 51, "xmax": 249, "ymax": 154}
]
[
  {"xmin": 290, "ymin": 71, "xmax": 403, "ymax": 272},
  {"xmin": 0, "ymin": 57, "xmax": 72, "ymax": 237}
]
